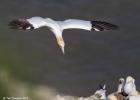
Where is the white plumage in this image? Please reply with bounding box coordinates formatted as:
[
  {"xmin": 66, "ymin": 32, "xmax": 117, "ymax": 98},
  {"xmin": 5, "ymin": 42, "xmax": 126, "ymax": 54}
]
[
  {"xmin": 9, "ymin": 16, "xmax": 118, "ymax": 54},
  {"xmin": 56, "ymin": 19, "xmax": 92, "ymax": 31},
  {"xmin": 124, "ymin": 76, "xmax": 137, "ymax": 95},
  {"xmin": 123, "ymin": 76, "xmax": 140, "ymax": 100},
  {"xmin": 129, "ymin": 95, "xmax": 140, "ymax": 100}
]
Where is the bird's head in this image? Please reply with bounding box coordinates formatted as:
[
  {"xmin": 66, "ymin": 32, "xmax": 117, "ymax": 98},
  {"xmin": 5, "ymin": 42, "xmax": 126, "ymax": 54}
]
[
  {"xmin": 8, "ymin": 19, "xmax": 34, "ymax": 30},
  {"xmin": 56, "ymin": 36, "xmax": 65, "ymax": 54},
  {"xmin": 126, "ymin": 76, "xmax": 135, "ymax": 84},
  {"xmin": 119, "ymin": 78, "xmax": 125, "ymax": 84}
]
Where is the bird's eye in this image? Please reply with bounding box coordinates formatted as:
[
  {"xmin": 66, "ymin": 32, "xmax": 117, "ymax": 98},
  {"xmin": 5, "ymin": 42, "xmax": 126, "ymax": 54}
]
[
  {"xmin": 119, "ymin": 81, "xmax": 122, "ymax": 84},
  {"xmin": 30, "ymin": 26, "xmax": 35, "ymax": 29}
]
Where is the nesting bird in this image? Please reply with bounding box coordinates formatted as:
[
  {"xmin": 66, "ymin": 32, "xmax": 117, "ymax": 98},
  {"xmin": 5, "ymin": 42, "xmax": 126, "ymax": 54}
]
[
  {"xmin": 79, "ymin": 84, "xmax": 107, "ymax": 100},
  {"xmin": 56, "ymin": 76, "xmax": 140, "ymax": 100},
  {"xmin": 107, "ymin": 76, "xmax": 140, "ymax": 100},
  {"xmin": 124, "ymin": 76, "xmax": 139, "ymax": 95},
  {"xmin": 89, "ymin": 84, "xmax": 107, "ymax": 100},
  {"xmin": 9, "ymin": 16, "xmax": 118, "ymax": 54},
  {"xmin": 107, "ymin": 78, "xmax": 126, "ymax": 100},
  {"xmin": 123, "ymin": 76, "xmax": 140, "ymax": 100}
]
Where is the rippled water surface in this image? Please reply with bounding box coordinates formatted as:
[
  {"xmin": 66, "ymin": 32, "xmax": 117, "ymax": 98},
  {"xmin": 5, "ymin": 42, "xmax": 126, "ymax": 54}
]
[{"xmin": 0, "ymin": 0, "xmax": 140, "ymax": 97}]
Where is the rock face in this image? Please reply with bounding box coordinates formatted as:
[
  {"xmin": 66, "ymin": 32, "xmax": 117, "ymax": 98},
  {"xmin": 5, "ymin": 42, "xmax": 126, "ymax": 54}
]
[
  {"xmin": 56, "ymin": 85, "xmax": 107, "ymax": 100},
  {"xmin": 56, "ymin": 95, "xmax": 106, "ymax": 100},
  {"xmin": 55, "ymin": 76, "xmax": 140, "ymax": 100},
  {"xmin": 129, "ymin": 95, "xmax": 140, "ymax": 100},
  {"xmin": 108, "ymin": 93, "xmax": 126, "ymax": 100}
]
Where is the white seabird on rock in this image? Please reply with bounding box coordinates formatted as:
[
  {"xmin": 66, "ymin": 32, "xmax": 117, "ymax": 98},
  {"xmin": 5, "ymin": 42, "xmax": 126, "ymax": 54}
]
[
  {"xmin": 9, "ymin": 16, "xmax": 118, "ymax": 54},
  {"xmin": 107, "ymin": 78, "xmax": 125, "ymax": 100},
  {"xmin": 123, "ymin": 76, "xmax": 140, "ymax": 100},
  {"xmin": 124, "ymin": 76, "xmax": 139, "ymax": 96}
]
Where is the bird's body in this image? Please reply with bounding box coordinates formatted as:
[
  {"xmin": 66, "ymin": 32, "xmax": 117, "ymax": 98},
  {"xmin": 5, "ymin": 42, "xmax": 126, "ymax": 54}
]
[{"xmin": 9, "ymin": 16, "xmax": 118, "ymax": 54}]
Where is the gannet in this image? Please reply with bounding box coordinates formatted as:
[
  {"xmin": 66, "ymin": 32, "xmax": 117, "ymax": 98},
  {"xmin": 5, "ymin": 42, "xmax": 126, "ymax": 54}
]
[
  {"xmin": 124, "ymin": 76, "xmax": 140, "ymax": 98},
  {"xmin": 9, "ymin": 16, "xmax": 118, "ymax": 54},
  {"xmin": 92, "ymin": 84, "xmax": 107, "ymax": 100},
  {"xmin": 108, "ymin": 78, "xmax": 126, "ymax": 100},
  {"xmin": 124, "ymin": 76, "xmax": 137, "ymax": 95}
]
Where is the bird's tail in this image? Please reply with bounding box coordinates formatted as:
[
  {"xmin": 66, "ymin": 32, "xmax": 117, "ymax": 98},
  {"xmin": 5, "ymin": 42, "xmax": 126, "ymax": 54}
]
[{"xmin": 91, "ymin": 21, "xmax": 118, "ymax": 31}]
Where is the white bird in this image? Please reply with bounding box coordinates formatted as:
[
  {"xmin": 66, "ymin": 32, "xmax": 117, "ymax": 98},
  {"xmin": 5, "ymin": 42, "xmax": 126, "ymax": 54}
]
[
  {"xmin": 80, "ymin": 84, "xmax": 107, "ymax": 100},
  {"xmin": 91, "ymin": 84, "xmax": 107, "ymax": 100},
  {"xmin": 9, "ymin": 16, "xmax": 118, "ymax": 54},
  {"xmin": 123, "ymin": 76, "xmax": 140, "ymax": 99},
  {"xmin": 107, "ymin": 78, "xmax": 126, "ymax": 100}
]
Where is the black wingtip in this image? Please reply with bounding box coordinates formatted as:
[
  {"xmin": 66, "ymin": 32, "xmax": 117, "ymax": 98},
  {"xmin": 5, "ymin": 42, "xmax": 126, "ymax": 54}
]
[
  {"xmin": 8, "ymin": 20, "xmax": 21, "ymax": 29},
  {"xmin": 8, "ymin": 19, "xmax": 34, "ymax": 30},
  {"xmin": 91, "ymin": 21, "xmax": 118, "ymax": 31},
  {"xmin": 99, "ymin": 84, "xmax": 106, "ymax": 90}
]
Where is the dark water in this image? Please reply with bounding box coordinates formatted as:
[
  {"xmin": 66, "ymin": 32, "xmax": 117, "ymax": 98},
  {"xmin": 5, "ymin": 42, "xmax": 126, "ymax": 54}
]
[{"xmin": 0, "ymin": 0, "xmax": 140, "ymax": 97}]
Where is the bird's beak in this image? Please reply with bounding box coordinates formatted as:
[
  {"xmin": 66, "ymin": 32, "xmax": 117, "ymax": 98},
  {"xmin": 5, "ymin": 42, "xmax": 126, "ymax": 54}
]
[{"xmin": 60, "ymin": 46, "xmax": 65, "ymax": 55}]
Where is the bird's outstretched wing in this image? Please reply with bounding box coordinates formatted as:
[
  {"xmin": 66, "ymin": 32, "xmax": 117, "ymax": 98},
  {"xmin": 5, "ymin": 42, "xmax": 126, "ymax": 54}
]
[
  {"xmin": 91, "ymin": 21, "xmax": 118, "ymax": 31},
  {"xmin": 57, "ymin": 19, "xmax": 118, "ymax": 31},
  {"xmin": 57, "ymin": 19, "xmax": 92, "ymax": 31}
]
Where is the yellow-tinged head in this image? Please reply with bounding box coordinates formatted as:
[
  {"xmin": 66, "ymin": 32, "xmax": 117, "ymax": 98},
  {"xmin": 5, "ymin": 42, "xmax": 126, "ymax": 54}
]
[{"xmin": 56, "ymin": 36, "xmax": 65, "ymax": 54}]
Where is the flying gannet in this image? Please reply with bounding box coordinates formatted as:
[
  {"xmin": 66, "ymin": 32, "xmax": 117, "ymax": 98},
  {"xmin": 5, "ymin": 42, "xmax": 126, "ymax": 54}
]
[{"xmin": 9, "ymin": 16, "xmax": 118, "ymax": 54}]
